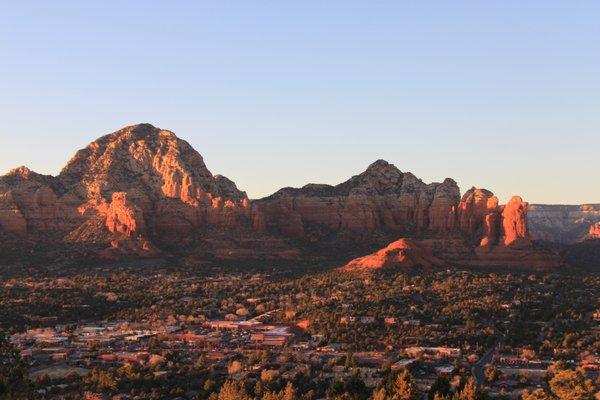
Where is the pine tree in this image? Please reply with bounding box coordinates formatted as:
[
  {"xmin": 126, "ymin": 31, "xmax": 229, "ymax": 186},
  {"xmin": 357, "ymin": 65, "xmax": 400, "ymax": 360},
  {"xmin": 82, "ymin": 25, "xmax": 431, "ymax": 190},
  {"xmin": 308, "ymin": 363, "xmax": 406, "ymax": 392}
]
[
  {"xmin": 429, "ymin": 376, "xmax": 451, "ymax": 400},
  {"xmin": 455, "ymin": 377, "xmax": 483, "ymax": 400}
]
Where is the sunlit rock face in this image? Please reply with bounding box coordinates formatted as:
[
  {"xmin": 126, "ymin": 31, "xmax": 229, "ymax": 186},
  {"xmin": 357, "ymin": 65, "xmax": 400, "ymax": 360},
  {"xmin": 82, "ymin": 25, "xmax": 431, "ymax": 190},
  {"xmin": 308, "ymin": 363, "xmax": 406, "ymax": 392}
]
[
  {"xmin": 457, "ymin": 188, "xmax": 498, "ymax": 246},
  {"xmin": 0, "ymin": 166, "xmax": 81, "ymax": 237},
  {"xmin": 0, "ymin": 124, "xmax": 251, "ymax": 257},
  {"xmin": 588, "ymin": 222, "xmax": 600, "ymax": 239},
  {"xmin": 501, "ymin": 196, "xmax": 531, "ymax": 246},
  {"xmin": 103, "ymin": 192, "xmax": 146, "ymax": 238},
  {"xmin": 341, "ymin": 238, "xmax": 443, "ymax": 271},
  {"xmin": 58, "ymin": 123, "xmax": 249, "ymax": 236},
  {"xmin": 252, "ymin": 160, "xmax": 530, "ymax": 250},
  {"xmin": 252, "ymin": 160, "xmax": 463, "ymax": 240},
  {"xmin": 0, "ymin": 124, "xmax": 552, "ymax": 267}
]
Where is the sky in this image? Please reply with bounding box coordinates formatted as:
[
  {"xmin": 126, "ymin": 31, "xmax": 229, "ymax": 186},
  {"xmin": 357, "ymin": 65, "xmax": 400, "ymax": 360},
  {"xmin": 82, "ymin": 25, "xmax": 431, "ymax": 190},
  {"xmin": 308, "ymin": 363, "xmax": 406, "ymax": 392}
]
[{"xmin": 0, "ymin": 1, "xmax": 599, "ymax": 204}]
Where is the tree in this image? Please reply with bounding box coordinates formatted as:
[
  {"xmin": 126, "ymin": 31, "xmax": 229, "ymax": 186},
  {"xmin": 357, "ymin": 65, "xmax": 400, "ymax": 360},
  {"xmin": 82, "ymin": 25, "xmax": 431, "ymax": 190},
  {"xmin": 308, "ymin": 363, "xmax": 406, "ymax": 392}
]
[
  {"xmin": 282, "ymin": 382, "xmax": 296, "ymax": 400},
  {"xmin": 521, "ymin": 388, "xmax": 551, "ymax": 400},
  {"xmin": 547, "ymin": 360, "xmax": 568, "ymax": 374},
  {"xmin": 391, "ymin": 369, "xmax": 418, "ymax": 400},
  {"xmin": 227, "ymin": 360, "xmax": 243, "ymax": 374},
  {"xmin": 345, "ymin": 352, "xmax": 357, "ymax": 369},
  {"xmin": 549, "ymin": 368, "xmax": 596, "ymax": 400},
  {"xmin": 218, "ymin": 380, "xmax": 250, "ymax": 400},
  {"xmin": 484, "ymin": 366, "xmax": 500, "ymax": 383},
  {"xmin": 0, "ymin": 331, "xmax": 26, "ymax": 399},
  {"xmin": 429, "ymin": 376, "xmax": 450, "ymax": 400},
  {"xmin": 454, "ymin": 377, "xmax": 484, "ymax": 400},
  {"xmin": 372, "ymin": 388, "xmax": 386, "ymax": 400},
  {"xmin": 327, "ymin": 374, "xmax": 369, "ymax": 400}
]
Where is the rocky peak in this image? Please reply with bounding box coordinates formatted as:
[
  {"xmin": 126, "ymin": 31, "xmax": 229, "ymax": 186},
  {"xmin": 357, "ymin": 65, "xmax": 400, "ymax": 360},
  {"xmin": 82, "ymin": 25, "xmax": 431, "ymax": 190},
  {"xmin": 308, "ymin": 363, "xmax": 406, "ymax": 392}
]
[
  {"xmin": 7, "ymin": 166, "xmax": 33, "ymax": 179},
  {"xmin": 264, "ymin": 159, "xmax": 405, "ymax": 199},
  {"xmin": 340, "ymin": 159, "xmax": 404, "ymax": 195},
  {"xmin": 1, "ymin": 166, "xmax": 60, "ymax": 189},
  {"xmin": 58, "ymin": 123, "xmax": 247, "ymax": 206}
]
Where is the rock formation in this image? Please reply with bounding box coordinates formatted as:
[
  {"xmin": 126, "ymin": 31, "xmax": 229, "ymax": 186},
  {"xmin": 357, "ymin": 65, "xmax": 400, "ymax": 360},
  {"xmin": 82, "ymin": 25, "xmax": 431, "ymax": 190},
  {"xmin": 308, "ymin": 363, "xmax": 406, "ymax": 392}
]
[
  {"xmin": 456, "ymin": 188, "xmax": 500, "ymax": 246},
  {"xmin": 252, "ymin": 160, "xmax": 463, "ymax": 241},
  {"xmin": 342, "ymin": 238, "xmax": 443, "ymax": 271},
  {"xmin": 0, "ymin": 123, "xmax": 563, "ymax": 268},
  {"xmin": 103, "ymin": 192, "xmax": 146, "ymax": 237},
  {"xmin": 0, "ymin": 124, "xmax": 252, "ymax": 258},
  {"xmin": 0, "ymin": 166, "xmax": 81, "ymax": 237},
  {"xmin": 587, "ymin": 222, "xmax": 600, "ymax": 239},
  {"xmin": 528, "ymin": 204, "xmax": 600, "ymax": 243},
  {"xmin": 252, "ymin": 161, "xmax": 531, "ymax": 251},
  {"xmin": 59, "ymin": 123, "xmax": 249, "ymax": 240},
  {"xmin": 501, "ymin": 196, "xmax": 531, "ymax": 246}
]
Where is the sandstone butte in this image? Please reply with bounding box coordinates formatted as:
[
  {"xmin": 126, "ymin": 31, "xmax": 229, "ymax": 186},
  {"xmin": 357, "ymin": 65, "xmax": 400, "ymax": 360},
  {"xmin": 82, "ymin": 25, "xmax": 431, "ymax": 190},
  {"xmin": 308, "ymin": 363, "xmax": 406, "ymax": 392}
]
[
  {"xmin": 0, "ymin": 123, "xmax": 562, "ymax": 268},
  {"xmin": 588, "ymin": 222, "xmax": 600, "ymax": 239},
  {"xmin": 342, "ymin": 239, "xmax": 444, "ymax": 271}
]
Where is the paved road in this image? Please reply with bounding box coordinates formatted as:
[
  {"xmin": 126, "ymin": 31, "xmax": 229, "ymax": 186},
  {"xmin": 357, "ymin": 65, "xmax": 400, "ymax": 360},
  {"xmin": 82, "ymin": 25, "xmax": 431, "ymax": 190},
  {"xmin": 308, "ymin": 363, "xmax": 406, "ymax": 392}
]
[{"xmin": 472, "ymin": 322, "xmax": 505, "ymax": 385}]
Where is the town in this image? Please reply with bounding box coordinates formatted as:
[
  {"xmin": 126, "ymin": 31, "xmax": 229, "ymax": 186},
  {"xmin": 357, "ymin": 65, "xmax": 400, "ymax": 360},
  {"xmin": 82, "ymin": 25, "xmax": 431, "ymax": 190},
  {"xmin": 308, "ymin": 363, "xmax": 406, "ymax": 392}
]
[{"xmin": 1, "ymin": 261, "xmax": 598, "ymax": 399}]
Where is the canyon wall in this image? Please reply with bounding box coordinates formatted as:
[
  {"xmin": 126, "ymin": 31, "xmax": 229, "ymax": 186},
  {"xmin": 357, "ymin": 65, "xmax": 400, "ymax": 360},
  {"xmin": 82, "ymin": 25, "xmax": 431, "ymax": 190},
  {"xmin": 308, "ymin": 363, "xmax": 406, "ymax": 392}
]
[{"xmin": 528, "ymin": 204, "xmax": 600, "ymax": 243}]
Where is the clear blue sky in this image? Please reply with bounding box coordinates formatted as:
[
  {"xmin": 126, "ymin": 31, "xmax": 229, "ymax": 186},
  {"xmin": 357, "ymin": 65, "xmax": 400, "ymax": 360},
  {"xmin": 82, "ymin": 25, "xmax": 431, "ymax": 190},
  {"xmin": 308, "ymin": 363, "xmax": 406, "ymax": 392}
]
[{"xmin": 1, "ymin": 1, "xmax": 599, "ymax": 203}]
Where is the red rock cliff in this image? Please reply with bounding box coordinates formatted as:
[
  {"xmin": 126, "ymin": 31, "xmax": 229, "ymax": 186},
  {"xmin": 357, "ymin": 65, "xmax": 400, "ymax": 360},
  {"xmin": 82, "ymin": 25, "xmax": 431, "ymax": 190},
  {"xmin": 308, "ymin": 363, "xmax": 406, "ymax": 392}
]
[
  {"xmin": 103, "ymin": 192, "xmax": 146, "ymax": 237},
  {"xmin": 251, "ymin": 160, "xmax": 462, "ymax": 240},
  {"xmin": 252, "ymin": 160, "xmax": 531, "ymax": 251},
  {"xmin": 0, "ymin": 124, "xmax": 250, "ymax": 255}
]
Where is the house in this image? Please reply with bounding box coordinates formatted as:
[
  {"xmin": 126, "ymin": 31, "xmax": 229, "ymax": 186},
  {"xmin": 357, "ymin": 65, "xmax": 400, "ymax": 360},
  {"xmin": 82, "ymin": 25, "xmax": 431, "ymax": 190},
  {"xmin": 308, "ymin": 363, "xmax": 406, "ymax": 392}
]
[{"xmin": 391, "ymin": 358, "xmax": 418, "ymax": 371}]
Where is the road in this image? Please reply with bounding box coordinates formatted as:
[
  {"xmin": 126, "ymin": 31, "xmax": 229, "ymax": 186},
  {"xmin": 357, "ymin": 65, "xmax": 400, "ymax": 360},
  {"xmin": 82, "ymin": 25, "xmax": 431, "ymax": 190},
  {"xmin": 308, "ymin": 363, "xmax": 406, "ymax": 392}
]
[{"xmin": 472, "ymin": 322, "xmax": 505, "ymax": 385}]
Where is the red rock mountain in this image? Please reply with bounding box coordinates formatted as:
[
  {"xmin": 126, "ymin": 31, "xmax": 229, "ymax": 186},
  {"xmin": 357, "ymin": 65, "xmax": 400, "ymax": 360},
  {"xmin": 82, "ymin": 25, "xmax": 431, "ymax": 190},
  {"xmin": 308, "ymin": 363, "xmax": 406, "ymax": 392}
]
[
  {"xmin": 0, "ymin": 124, "xmax": 252, "ymax": 258},
  {"xmin": 252, "ymin": 161, "xmax": 533, "ymax": 251},
  {"xmin": 252, "ymin": 160, "xmax": 461, "ymax": 240},
  {"xmin": 0, "ymin": 124, "xmax": 562, "ymax": 268}
]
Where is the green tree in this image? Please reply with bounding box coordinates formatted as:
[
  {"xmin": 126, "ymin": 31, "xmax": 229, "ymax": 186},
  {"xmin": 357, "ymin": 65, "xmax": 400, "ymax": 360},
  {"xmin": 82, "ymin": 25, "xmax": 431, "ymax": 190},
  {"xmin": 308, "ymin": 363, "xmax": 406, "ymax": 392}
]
[
  {"xmin": 429, "ymin": 376, "xmax": 450, "ymax": 400},
  {"xmin": 455, "ymin": 377, "xmax": 484, "ymax": 400},
  {"xmin": 0, "ymin": 331, "xmax": 27, "ymax": 399},
  {"xmin": 327, "ymin": 374, "xmax": 369, "ymax": 400}
]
